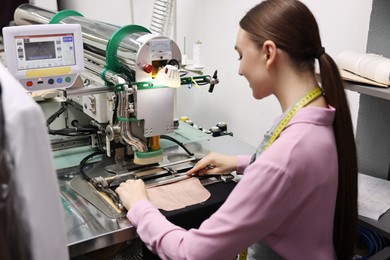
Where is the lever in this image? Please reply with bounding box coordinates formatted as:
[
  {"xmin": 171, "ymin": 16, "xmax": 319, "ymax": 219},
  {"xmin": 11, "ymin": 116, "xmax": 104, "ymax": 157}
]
[{"xmin": 208, "ymin": 70, "xmax": 219, "ymax": 93}]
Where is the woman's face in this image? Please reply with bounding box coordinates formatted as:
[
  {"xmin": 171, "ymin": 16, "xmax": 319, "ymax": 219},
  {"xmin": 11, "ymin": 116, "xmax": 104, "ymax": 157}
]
[{"xmin": 235, "ymin": 28, "xmax": 273, "ymax": 99}]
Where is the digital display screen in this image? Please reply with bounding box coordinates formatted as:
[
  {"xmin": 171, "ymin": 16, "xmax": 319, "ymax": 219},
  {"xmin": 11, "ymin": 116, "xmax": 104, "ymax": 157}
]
[
  {"xmin": 24, "ymin": 41, "xmax": 56, "ymax": 60},
  {"xmin": 14, "ymin": 33, "xmax": 76, "ymax": 70}
]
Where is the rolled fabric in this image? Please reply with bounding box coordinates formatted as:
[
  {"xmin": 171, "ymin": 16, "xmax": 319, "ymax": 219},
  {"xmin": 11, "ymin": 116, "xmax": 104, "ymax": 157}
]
[{"xmin": 337, "ymin": 50, "xmax": 390, "ymax": 85}]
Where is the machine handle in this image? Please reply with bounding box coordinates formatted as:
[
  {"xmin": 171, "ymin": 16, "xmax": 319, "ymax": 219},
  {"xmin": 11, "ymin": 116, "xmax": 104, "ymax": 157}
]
[{"xmin": 208, "ymin": 70, "xmax": 219, "ymax": 93}]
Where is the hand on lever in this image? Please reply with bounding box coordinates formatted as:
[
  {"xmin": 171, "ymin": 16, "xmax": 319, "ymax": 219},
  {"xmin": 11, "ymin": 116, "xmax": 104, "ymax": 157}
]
[
  {"xmin": 115, "ymin": 179, "xmax": 148, "ymax": 210},
  {"xmin": 187, "ymin": 152, "xmax": 237, "ymax": 176}
]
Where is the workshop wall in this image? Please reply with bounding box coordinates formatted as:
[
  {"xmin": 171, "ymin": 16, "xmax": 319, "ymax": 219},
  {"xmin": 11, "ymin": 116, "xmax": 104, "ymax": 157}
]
[
  {"xmin": 355, "ymin": 0, "xmax": 390, "ymax": 179},
  {"xmin": 32, "ymin": 0, "xmax": 373, "ymax": 147},
  {"xmin": 29, "ymin": 0, "xmax": 57, "ymax": 11},
  {"xmin": 57, "ymin": 0, "xmax": 154, "ymax": 27},
  {"xmin": 174, "ymin": 0, "xmax": 371, "ymax": 146}
]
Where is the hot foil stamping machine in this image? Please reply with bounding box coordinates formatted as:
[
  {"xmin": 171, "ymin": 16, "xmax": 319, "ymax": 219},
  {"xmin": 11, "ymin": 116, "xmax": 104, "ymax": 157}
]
[{"xmin": 9, "ymin": 4, "xmax": 222, "ymax": 217}]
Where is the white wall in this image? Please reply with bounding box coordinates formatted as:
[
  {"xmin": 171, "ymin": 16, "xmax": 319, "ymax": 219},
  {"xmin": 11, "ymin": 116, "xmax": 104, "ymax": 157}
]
[
  {"xmin": 302, "ymin": 0, "xmax": 371, "ymax": 139},
  {"xmin": 57, "ymin": 0, "xmax": 154, "ymax": 26},
  {"xmin": 56, "ymin": 0, "xmax": 373, "ymax": 147},
  {"xmin": 31, "ymin": 0, "xmax": 155, "ymax": 27},
  {"xmin": 30, "ymin": 0, "xmax": 57, "ymax": 10},
  {"xmin": 175, "ymin": 0, "xmax": 372, "ymax": 146}
]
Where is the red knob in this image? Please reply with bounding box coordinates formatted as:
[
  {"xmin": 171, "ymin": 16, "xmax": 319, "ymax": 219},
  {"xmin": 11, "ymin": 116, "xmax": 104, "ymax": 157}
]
[{"xmin": 142, "ymin": 64, "xmax": 153, "ymax": 74}]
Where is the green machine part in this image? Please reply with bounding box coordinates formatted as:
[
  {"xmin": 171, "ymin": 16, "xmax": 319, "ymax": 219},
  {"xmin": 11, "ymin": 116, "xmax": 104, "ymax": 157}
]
[
  {"xmin": 49, "ymin": 9, "xmax": 84, "ymax": 24},
  {"xmin": 102, "ymin": 25, "xmax": 166, "ymax": 159},
  {"xmin": 100, "ymin": 24, "xmax": 151, "ymax": 83}
]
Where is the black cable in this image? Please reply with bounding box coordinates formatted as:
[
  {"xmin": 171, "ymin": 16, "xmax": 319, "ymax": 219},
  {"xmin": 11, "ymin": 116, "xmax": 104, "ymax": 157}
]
[
  {"xmin": 119, "ymin": 67, "xmax": 135, "ymax": 83},
  {"xmin": 168, "ymin": 59, "xmax": 180, "ymax": 69},
  {"xmin": 48, "ymin": 123, "xmax": 98, "ymax": 136},
  {"xmin": 48, "ymin": 128, "xmax": 97, "ymax": 136},
  {"xmin": 72, "ymin": 121, "xmax": 99, "ymax": 133},
  {"xmin": 46, "ymin": 101, "xmax": 67, "ymax": 126},
  {"xmin": 46, "ymin": 100, "xmax": 100, "ymax": 136},
  {"xmin": 84, "ymin": 43, "xmax": 106, "ymax": 58},
  {"xmin": 112, "ymin": 93, "xmax": 119, "ymax": 124},
  {"xmin": 160, "ymin": 135, "xmax": 194, "ymax": 156},
  {"xmin": 47, "ymin": 110, "xmax": 99, "ymax": 136},
  {"xmin": 78, "ymin": 150, "xmax": 105, "ymax": 182}
]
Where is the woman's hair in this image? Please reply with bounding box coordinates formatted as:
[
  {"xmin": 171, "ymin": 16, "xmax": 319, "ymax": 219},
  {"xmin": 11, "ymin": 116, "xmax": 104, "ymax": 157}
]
[
  {"xmin": 0, "ymin": 82, "xmax": 31, "ymax": 260},
  {"xmin": 240, "ymin": 0, "xmax": 358, "ymax": 259}
]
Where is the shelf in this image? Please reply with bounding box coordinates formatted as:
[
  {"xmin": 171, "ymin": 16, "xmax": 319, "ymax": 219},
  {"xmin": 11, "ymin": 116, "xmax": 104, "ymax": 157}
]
[{"xmin": 344, "ymin": 81, "xmax": 390, "ymax": 100}]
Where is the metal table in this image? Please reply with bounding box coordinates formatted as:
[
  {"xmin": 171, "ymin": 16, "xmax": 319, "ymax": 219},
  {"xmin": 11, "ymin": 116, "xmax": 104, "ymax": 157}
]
[{"xmin": 55, "ymin": 129, "xmax": 256, "ymax": 257}]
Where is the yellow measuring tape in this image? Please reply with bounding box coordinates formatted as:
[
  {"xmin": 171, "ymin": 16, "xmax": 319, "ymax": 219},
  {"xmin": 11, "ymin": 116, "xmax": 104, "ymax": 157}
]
[{"xmin": 262, "ymin": 86, "xmax": 323, "ymax": 152}]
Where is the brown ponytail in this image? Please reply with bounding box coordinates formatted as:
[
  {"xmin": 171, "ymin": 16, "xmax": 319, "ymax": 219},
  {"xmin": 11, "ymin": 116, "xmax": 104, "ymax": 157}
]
[
  {"xmin": 318, "ymin": 53, "xmax": 358, "ymax": 260},
  {"xmin": 240, "ymin": 1, "xmax": 358, "ymax": 259}
]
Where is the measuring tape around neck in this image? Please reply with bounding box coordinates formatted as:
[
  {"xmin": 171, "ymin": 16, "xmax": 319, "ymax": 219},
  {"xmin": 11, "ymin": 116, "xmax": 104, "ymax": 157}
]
[
  {"xmin": 250, "ymin": 86, "xmax": 323, "ymax": 163},
  {"xmin": 262, "ymin": 86, "xmax": 323, "ymax": 152}
]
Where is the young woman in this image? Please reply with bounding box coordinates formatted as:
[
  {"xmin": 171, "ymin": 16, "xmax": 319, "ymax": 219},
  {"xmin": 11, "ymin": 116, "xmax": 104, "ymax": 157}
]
[{"xmin": 116, "ymin": 0, "xmax": 358, "ymax": 259}]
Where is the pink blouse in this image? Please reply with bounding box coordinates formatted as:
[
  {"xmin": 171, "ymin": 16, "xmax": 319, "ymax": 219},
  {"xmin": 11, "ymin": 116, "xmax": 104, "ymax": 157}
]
[{"xmin": 128, "ymin": 106, "xmax": 338, "ymax": 260}]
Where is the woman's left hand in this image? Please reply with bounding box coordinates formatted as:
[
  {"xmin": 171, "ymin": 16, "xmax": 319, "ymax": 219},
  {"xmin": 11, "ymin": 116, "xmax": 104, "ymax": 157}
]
[{"xmin": 115, "ymin": 179, "xmax": 148, "ymax": 210}]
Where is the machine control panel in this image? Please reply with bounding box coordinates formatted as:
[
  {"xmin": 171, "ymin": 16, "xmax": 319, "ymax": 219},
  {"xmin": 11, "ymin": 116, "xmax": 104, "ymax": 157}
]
[{"xmin": 2, "ymin": 24, "xmax": 84, "ymax": 91}]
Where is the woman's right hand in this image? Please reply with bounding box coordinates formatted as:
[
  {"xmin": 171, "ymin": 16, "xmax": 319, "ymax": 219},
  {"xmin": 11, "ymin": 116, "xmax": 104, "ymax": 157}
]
[{"xmin": 187, "ymin": 152, "xmax": 237, "ymax": 176}]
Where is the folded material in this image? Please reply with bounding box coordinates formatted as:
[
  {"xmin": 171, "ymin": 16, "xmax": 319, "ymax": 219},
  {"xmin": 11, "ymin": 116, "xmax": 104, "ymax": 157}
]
[
  {"xmin": 337, "ymin": 50, "xmax": 390, "ymax": 86},
  {"xmin": 146, "ymin": 177, "xmax": 211, "ymax": 211}
]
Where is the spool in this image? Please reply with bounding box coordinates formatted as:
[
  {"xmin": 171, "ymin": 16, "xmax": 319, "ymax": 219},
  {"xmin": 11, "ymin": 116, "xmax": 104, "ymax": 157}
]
[
  {"xmin": 193, "ymin": 40, "xmax": 205, "ymax": 69},
  {"xmin": 217, "ymin": 122, "xmax": 227, "ymax": 132},
  {"xmin": 210, "ymin": 126, "xmax": 221, "ymax": 137}
]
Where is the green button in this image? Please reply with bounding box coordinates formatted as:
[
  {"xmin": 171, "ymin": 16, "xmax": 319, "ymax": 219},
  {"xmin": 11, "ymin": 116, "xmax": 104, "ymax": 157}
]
[{"xmin": 65, "ymin": 77, "xmax": 72, "ymax": 83}]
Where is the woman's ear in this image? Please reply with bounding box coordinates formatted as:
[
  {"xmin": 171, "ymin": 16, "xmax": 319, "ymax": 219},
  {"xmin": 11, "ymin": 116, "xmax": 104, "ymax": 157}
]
[{"xmin": 262, "ymin": 40, "xmax": 277, "ymax": 68}]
